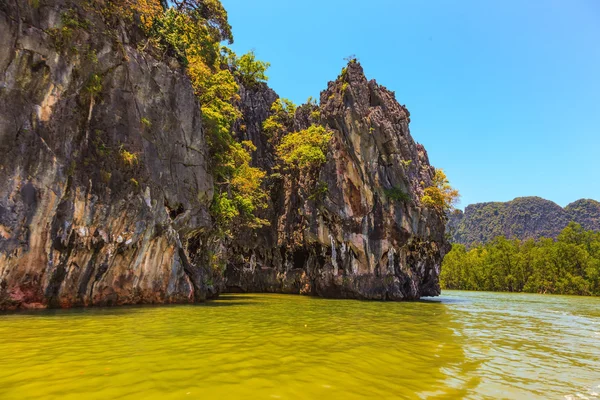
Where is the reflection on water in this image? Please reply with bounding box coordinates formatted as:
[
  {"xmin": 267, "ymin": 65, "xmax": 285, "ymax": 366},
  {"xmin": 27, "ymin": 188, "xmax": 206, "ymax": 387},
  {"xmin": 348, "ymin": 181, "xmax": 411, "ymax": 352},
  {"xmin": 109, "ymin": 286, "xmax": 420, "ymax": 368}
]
[{"xmin": 0, "ymin": 291, "xmax": 599, "ymax": 399}]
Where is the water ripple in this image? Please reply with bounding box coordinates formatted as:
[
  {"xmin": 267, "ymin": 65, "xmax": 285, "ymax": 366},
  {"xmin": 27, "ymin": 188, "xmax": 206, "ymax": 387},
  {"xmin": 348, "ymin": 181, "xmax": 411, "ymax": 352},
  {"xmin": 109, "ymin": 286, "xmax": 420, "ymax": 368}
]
[{"xmin": 0, "ymin": 291, "xmax": 599, "ymax": 399}]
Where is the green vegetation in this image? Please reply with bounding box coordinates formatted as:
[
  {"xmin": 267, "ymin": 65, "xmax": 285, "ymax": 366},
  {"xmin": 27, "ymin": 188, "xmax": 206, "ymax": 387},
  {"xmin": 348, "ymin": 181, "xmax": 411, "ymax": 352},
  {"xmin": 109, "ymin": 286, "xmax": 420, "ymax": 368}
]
[
  {"xmin": 276, "ymin": 125, "xmax": 332, "ymax": 172},
  {"xmin": 100, "ymin": 170, "xmax": 112, "ymax": 184},
  {"xmin": 421, "ymin": 169, "xmax": 460, "ymax": 211},
  {"xmin": 262, "ymin": 98, "xmax": 296, "ymax": 142},
  {"xmin": 384, "ymin": 186, "xmax": 410, "ymax": 202},
  {"xmin": 565, "ymin": 199, "xmax": 600, "ymax": 231},
  {"xmin": 47, "ymin": 26, "xmax": 74, "ymax": 51},
  {"xmin": 48, "ymin": 0, "xmax": 272, "ymax": 234},
  {"xmin": 231, "ymin": 51, "xmax": 270, "ymax": 87},
  {"xmin": 47, "ymin": 8, "xmax": 90, "ymax": 51},
  {"xmin": 109, "ymin": 0, "xmax": 272, "ymax": 233},
  {"xmin": 341, "ymin": 82, "xmax": 349, "ymax": 94},
  {"xmin": 262, "ymin": 97, "xmax": 330, "ymax": 186},
  {"xmin": 84, "ymin": 73, "xmax": 103, "ymax": 96},
  {"xmin": 61, "ymin": 9, "xmax": 89, "ymax": 30},
  {"xmin": 210, "ymin": 141, "xmax": 268, "ymax": 229},
  {"xmin": 446, "ymin": 197, "xmax": 599, "ymax": 246},
  {"xmin": 309, "ymin": 181, "xmax": 329, "ymax": 201},
  {"xmin": 441, "ymin": 223, "xmax": 600, "ymax": 296},
  {"xmin": 119, "ymin": 147, "xmax": 139, "ymax": 167},
  {"xmin": 140, "ymin": 117, "xmax": 152, "ymax": 128}
]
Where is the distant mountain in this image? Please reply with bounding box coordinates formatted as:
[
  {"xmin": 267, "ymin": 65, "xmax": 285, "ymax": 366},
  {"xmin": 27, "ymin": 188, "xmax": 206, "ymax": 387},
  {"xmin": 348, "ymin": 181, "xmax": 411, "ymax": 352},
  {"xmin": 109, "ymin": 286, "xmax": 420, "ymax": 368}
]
[
  {"xmin": 565, "ymin": 199, "xmax": 600, "ymax": 232},
  {"xmin": 447, "ymin": 197, "xmax": 600, "ymax": 246}
]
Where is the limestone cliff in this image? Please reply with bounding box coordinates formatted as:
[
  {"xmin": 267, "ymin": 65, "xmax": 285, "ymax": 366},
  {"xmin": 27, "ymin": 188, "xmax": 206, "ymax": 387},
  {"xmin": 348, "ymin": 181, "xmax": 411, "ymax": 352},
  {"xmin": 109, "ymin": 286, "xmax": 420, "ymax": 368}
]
[
  {"xmin": 225, "ymin": 63, "xmax": 448, "ymax": 300},
  {"xmin": 0, "ymin": 1, "xmax": 217, "ymax": 309},
  {"xmin": 0, "ymin": 1, "xmax": 449, "ymax": 309}
]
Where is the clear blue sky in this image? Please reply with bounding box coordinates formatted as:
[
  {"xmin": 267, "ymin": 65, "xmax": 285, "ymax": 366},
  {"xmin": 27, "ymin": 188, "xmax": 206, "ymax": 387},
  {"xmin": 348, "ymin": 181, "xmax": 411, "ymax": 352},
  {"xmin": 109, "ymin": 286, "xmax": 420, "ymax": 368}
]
[{"xmin": 221, "ymin": 0, "xmax": 600, "ymax": 209}]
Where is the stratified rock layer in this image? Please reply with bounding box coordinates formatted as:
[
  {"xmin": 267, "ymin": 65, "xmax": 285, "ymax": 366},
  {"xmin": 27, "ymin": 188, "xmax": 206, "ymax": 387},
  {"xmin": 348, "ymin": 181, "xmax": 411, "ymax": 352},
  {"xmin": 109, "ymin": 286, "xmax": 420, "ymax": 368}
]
[
  {"xmin": 0, "ymin": 1, "xmax": 216, "ymax": 310},
  {"xmin": 225, "ymin": 63, "xmax": 449, "ymax": 300}
]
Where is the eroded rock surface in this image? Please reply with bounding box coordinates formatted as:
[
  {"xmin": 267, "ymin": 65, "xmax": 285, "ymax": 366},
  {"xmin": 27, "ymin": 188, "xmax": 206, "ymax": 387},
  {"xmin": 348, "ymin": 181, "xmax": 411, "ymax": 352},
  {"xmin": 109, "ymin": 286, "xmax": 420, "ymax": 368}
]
[
  {"xmin": 0, "ymin": 1, "xmax": 216, "ymax": 309},
  {"xmin": 1, "ymin": 2, "xmax": 449, "ymax": 310},
  {"xmin": 225, "ymin": 63, "xmax": 449, "ymax": 300}
]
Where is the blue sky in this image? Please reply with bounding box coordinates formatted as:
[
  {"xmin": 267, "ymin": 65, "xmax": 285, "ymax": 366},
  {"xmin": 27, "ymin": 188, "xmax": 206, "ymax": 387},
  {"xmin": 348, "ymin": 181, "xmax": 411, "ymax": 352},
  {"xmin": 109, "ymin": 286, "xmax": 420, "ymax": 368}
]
[{"xmin": 221, "ymin": 0, "xmax": 600, "ymax": 209}]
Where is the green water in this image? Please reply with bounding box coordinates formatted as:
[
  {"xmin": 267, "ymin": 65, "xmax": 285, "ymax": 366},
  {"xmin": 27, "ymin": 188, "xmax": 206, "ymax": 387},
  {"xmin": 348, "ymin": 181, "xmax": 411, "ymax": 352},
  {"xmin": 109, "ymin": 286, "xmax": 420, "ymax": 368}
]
[{"xmin": 0, "ymin": 292, "xmax": 599, "ymax": 399}]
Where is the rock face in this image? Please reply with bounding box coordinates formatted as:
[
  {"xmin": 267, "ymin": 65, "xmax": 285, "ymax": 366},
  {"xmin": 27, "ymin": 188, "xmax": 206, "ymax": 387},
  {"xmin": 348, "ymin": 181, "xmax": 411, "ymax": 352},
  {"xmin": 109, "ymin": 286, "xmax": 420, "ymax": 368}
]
[
  {"xmin": 448, "ymin": 197, "xmax": 600, "ymax": 246},
  {"xmin": 0, "ymin": 1, "xmax": 216, "ymax": 310},
  {"xmin": 225, "ymin": 63, "xmax": 449, "ymax": 300},
  {"xmin": 0, "ymin": 2, "xmax": 449, "ymax": 309},
  {"xmin": 565, "ymin": 199, "xmax": 600, "ymax": 232}
]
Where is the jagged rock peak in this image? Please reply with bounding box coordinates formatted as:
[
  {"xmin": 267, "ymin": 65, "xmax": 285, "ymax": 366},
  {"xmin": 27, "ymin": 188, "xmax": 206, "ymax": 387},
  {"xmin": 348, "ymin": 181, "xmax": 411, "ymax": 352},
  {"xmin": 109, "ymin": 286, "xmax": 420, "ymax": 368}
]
[{"xmin": 224, "ymin": 61, "xmax": 449, "ymax": 300}]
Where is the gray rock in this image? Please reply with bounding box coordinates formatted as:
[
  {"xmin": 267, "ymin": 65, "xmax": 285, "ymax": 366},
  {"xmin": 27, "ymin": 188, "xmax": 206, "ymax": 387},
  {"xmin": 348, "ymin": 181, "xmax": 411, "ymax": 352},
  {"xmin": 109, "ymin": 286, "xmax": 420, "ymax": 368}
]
[
  {"xmin": 0, "ymin": 2, "xmax": 449, "ymax": 309},
  {"xmin": 0, "ymin": 0, "xmax": 214, "ymax": 310},
  {"xmin": 224, "ymin": 62, "xmax": 449, "ymax": 300}
]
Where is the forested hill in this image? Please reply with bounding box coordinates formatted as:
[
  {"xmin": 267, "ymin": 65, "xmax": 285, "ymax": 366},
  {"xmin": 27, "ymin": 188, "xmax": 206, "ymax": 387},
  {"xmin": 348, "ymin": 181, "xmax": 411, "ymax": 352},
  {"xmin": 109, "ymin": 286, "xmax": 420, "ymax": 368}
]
[{"xmin": 447, "ymin": 197, "xmax": 600, "ymax": 246}]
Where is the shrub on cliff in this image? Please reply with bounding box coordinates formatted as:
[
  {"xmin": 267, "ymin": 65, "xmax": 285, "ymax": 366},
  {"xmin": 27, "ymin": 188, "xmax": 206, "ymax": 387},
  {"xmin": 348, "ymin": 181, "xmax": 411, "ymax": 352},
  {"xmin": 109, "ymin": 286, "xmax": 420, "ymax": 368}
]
[
  {"xmin": 263, "ymin": 98, "xmax": 297, "ymax": 143},
  {"xmin": 231, "ymin": 51, "xmax": 271, "ymax": 87},
  {"xmin": 136, "ymin": 0, "xmax": 270, "ymax": 234},
  {"xmin": 422, "ymin": 169, "xmax": 460, "ymax": 212},
  {"xmin": 277, "ymin": 125, "xmax": 332, "ymax": 172},
  {"xmin": 169, "ymin": 0, "xmax": 233, "ymax": 43}
]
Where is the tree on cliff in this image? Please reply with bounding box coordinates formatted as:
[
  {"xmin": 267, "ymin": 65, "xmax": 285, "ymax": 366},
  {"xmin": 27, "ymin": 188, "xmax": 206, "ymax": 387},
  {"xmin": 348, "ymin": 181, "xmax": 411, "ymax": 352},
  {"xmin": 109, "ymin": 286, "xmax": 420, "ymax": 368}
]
[
  {"xmin": 113, "ymin": 0, "xmax": 271, "ymax": 234},
  {"xmin": 422, "ymin": 169, "xmax": 460, "ymax": 211},
  {"xmin": 170, "ymin": 0, "xmax": 233, "ymax": 43}
]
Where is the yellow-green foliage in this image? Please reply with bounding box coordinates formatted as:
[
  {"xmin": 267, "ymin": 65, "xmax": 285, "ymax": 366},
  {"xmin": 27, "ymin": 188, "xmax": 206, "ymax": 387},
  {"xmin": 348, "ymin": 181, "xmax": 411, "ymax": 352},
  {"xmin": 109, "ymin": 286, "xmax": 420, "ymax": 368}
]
[
  {"xmin": 85, "ymin": 73, "xmax": 103, "ymax": 95},
  {"xmin": 47, "ymin": 8, "xmax": 91, "ymax": 50},
  {"xmin": 120, "ymin": 147, "xmax": 138, "ymax": 167},
  {"xmin": 212, "ymin": 141, "xmax": 268, "ymax": 229},
  {"xmin": 95, "ymin": 0, "xmax": 163, "ymax": 30},
  {"xmin": 262, "ymin": 98, "xmax": 296, "ymax": 142},
  {"xmin": 309, "ymin": 181, "xmax": 329, "ymax": 200},
  {"xmin": 140, "ymin": 117, "xmax": 152, "ymax": 128},
  {"xmin": 75, "ymin": 0, "xmax": 270, "ymax": 233},
  {"xmin": 144, "ymin": 2, "xmax": 269, "ymax": 232},
  {"xmin": 169, "ymin": 0, "xmax": 233, "ymax": 44},
  {"xmin": 61, "ymin": 9, "xmax": 89, "ymax": 30},
  {"xmin": 232, "ymin": 50, "xmax": 270, "ymax": 87},
  {"xmin": 421, "ymin": 169, "xmax": 460, "ymax": 211},
  {"xmin": 340, "ymin": 66, "xmax": 348, "ymax": 79},
  {"xmin": 151, "ymin": 8, "xmax": 221, "ymax": 66},
  {"xmin": 277, "ymin": 125, "xmax": 332, "ymax": 172},
  {"xmin": 341, "ymin": 82, "xmax": 349, "ymax": 94},
  {"xmin": 48, "ymin": 26, "xmax": 74, "ymax": 51}
]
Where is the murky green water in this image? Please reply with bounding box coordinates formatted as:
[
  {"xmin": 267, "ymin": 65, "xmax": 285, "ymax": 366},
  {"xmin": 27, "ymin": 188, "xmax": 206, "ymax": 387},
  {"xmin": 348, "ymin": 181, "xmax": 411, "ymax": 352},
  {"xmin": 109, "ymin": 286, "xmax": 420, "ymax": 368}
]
[{"xmin": 0, "ymin": 291, "xmax": 599, "ymax": 399}]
